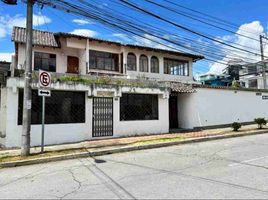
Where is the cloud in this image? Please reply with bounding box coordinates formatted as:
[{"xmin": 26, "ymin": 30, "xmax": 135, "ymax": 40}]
[
  {"xmin": 72, "ymin": 19, "xmax": 94, "ymax": 25},
  {"xmin": 0, "ymin": 53, "xmax": 14, "ymax": 62},
  {"xmin": 112, "ymin": 33, "xmax": 132, "ymax": 42},
  {"xmin": 70, "ymin": 29, "xmax": 98, "ymax": 37},
  {"xmin": 133, "ymin": 34, "xmax": 174, "ymax": 50},
  {"xmin": 209, "ymin": 21, "xmax": 268, "ymax": 74},
  {"xmin": 0, "ymin": 13, "xmax": 51, "ymax": 38},
  {"xmin": 33, "ymin": 14, "xmax": 51, "ymax": 26}
]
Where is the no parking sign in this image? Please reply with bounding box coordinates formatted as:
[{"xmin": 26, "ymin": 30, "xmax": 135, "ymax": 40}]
[{"xmin": 39, "ymin": 70, "xmax": 51, "ymax": 88}]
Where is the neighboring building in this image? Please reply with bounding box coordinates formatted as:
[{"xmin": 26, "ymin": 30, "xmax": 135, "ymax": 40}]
[
  {"xmin": 0, "ymin": 61, "xmax": 11, "ymax": 71},
  {"xmin": 198, "ymin": 73, "xmax": 231, "ymax": 86},
  {"xmin": 1, "ymin": 27, "xmax": 268, "ymax": 148},
  {"xmin": 239, "ymin": 60, "xmax": 268, "ymax": 89}
]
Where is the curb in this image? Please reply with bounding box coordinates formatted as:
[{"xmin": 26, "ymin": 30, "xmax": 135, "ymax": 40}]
[{"xmin": 0, "ymin": 130, "xmax": 267, "ymax": 168}]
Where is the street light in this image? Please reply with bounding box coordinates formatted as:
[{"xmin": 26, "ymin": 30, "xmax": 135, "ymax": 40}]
[{"xmin": 1, "ymin": 0, "xmax": 17, "ymax": 5}]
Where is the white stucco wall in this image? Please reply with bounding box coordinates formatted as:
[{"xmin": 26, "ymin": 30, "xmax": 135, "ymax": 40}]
[
  {"xmin": 114, "ymin": 95, "xmax": 169, "ymax": 137},
  {"xmin": 178, "ymin": 88, "xmax": 268, "ymax": 129},
  {"xmin": 1, "ymin": 77, "xmax": 169, "ymax": 147},
  {"xmin": 4, "ymin": 86, "xmax": 92, "ymax": 147}
]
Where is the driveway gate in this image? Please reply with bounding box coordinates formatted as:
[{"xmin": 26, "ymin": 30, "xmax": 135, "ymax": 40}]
[{"xmin": 92, "ymin": 97, "xmax": 113, "ymax": 137}]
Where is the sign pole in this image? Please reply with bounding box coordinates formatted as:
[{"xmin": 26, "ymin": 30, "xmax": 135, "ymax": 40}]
[
  {"xmin": 41, "ymin": 95, "xmax": 45, "ymax": 153},
  {"xmin": 38, "ymin": 70, "xmax": 51, "ymax": 153}
]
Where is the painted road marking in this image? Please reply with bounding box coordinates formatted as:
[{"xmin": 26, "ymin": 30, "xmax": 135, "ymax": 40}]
[{"xmin": 229, "ymin": 155, "xmax": 268, "ymax": 167}]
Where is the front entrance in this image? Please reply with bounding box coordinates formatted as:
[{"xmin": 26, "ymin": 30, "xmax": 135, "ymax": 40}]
[
  {"xmin": 169, "ymin": 95, "xmax": 178, "ymax": 129},
  {"xmin": 92, "ymin": 97, "xmax": 113, "ymax": 137},
  {"xmin": 67, "ymin": 56, "xmax": 79, "ymax": 74}
]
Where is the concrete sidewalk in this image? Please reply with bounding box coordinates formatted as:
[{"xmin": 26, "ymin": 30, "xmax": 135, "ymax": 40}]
[{"xmin": 0, "ymin": 124, "xmax": 266, "ymax": 158}]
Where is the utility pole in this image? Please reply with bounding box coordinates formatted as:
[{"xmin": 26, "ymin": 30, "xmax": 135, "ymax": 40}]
[
  {"xmin": 21, "ymin": 0, "xmax": 34, "ymax": 156},
  {"xmin": 260, "ymin": 35, "xmax": 267, "ymax": 89}
]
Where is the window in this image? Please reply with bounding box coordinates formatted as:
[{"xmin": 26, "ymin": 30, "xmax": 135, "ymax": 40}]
[
  {"xmin": 247, "ymin": 65, "xmax": 257, "ymax": 74},
  {"xmin": 151, "ymin": 56, "xmax": 159, "ymax": 73},
  {"xmin": 248, "ymin": 79, "xmax": 258, "ymax": 88},
  {"xmin": 139, "ymin": 55, "xmax": 148, "ymax": 72},
  {"xmin": 34, "ymin": 52, "xmax": 56, "ymax": 72},
  {"xmin": 164, "ymin": 58, "xmax": 189, "ymax": 76},
  {"xmin": 89, "ymin": 50, "xmax": 119, "ymax": 71},
  {"xmin": 127, "ymin": 53, "xmax": 136, "ymax": 71},
  {"xmin": 18, "ymin": 90, "xmax": 85, "ymax": 125},
  {"xmin": 120, "ymin": 94, "xmax": 158, "ymax": 121}
]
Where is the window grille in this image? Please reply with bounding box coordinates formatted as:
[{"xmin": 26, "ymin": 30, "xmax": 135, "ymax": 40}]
[
  {"xmin": 18, "ymin": 90, "xmax": 85, "ymax": 125},
  {"xmin": 120, "ymin": 94, "xmax": 158, "ymax": 121}
]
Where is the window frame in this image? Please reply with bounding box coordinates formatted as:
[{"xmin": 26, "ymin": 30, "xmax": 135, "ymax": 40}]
[
  {"xmin": 18, "ymin": 90, "xmax": 86, "ymax": 125},
  {"xmin": 89, "ymin": 50, "xmax": 119, "ymax": 71},
  {"xmin": 120, "ymin": 93, "xmax": 159, "ymax": 121},
  {"xmin": 139, "ymin": 55, "xmax": 148, "ymax": 72},
  {"xmin": 150, "ymin": 56, "xmax": 159, "ymax": 73},
  {"xmin": 34, "ymin": 51, "xmax": 56, "ymax": 72},
  {"xmin": 164, "ymin": 58, "xmax": 189, "ymax": 76},
  {"xmin": 248, "ymin": 79, "xmax": 258, "ymax": 88},
  {"xmin": 127, "ymin": 53, "xmax": 137, "ymax": 71}
]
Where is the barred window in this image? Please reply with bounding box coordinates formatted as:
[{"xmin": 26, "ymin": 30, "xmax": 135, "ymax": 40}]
[
  {"xmin": 127, "ymin": 53, "xmax": 136, "ymax": 71},
  {"xmin": 18, "ymin": 90, "xmax": 85, "ymax": 125},
  {"xmin": 248, "ymin": 79, "xmax": 258, "ymax": 88},
  {"xmin": 139, "ymin": 55, "xmax": 148, "ymax": 72},
  {"xmin": 89, "ymin": 50, "xmax": 119, "ymax": 71},
  {"xmin": 120, "ymin": 94, "xmax": 158, "ymax": 121},
  {"xmin": 151, "ymin": 56, "xmax": 159, "ymax": 73},
  {"xmin": 164, "ymin": 58, "xmax": 189, "ymax": 76},
  {"xmin": 34, "ymin": 52, "xmax": 56, "ymax": 72}
]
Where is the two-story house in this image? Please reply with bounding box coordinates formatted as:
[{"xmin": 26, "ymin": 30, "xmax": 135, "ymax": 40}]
[
  {"xmin": 239, "ymin": 60, "xmax": 268, "ymax": 89},
  {"xmin": 1, "ymin": 26, "xmax": 205, "ymax": 147}
]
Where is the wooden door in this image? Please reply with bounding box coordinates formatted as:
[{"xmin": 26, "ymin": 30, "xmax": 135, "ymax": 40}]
[{"xmin": 67, "ymin": 56, "xmax": 79, "ymax": 73}]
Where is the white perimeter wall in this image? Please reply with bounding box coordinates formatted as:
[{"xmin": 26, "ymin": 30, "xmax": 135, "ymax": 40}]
[
  {"xmin": 114, "ymin": 95, "xmax": 169, "ymax": 137},
  {"xmin": 4, "ymin": 87, "xmax": 92, "ymax": 147},
  {"xmin": 178, "ymin": 88, "xmax": 268, "ymax": 129},
  {"xmin": 2, "ymin": 81, "xmax": 169, "ymax": 147}
]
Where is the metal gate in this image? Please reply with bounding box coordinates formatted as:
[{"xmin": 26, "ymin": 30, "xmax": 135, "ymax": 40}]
[{"xmin": 92, "ymin": 97, "xmax": 113, "ymax": 137}]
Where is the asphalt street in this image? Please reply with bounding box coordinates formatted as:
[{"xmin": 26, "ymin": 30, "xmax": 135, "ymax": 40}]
[{"xmin": 1, "ymin": 133, "xmax": 268, "ymax": 199}]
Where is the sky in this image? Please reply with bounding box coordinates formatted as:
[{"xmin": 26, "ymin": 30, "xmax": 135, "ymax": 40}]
[{"xmin": 0, "ymin": 0, "xmax": 268, "ymax": 75}]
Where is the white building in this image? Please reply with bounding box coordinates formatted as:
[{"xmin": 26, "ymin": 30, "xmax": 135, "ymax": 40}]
[
  {"xmin": 0, "ymin": 27, "xmax": 268, "ymax": 148},
  {"xmin": 239, "ymin": 60, "xmax": 268, "ymax": 89}
]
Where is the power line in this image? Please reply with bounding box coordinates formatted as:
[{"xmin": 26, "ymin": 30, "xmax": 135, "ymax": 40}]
[
  {"xmin": 119, "ymin": 0, "xmax": 264, "ymax": 58},
  {"xmin": 145, "ymin": 0, "xmax": 259, "ymax": 42},
  {"xmin": 36, "ymin": 0, "xmax": 263, "ymax": 70},
  {"xmin": 163, "ymin": 0, "xmax": 259, "ymax": 35}
]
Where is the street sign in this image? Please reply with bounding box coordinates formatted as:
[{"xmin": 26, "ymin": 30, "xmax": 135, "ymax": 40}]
[
  {"xmin": 39, "ymin": 70, "xmax": 51, "ymax": 88},
  {"xmin": 38, "ymin": 89, "xmax": 51, "ymax": 97},
  {"xmin": 38, "ymin": 70, "xmax": 52, "ymax": 154}
]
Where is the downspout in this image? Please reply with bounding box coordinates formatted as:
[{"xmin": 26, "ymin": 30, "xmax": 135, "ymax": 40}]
[{"xmin": 86, "ymin": 39, "xmax": 89, "ymax": 74}]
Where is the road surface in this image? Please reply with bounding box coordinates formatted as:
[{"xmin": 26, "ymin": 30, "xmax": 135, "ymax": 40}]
[{"xmin": 1, "ymin": 133, "xmax": 268, "ymax": 199}]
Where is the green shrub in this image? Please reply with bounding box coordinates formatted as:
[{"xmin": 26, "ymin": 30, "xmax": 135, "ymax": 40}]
[
  {"xmin": 231, "ymin": 122, "xmax": 241, "ymax": 131},
  {"xmin": 231, "ymin": 80, "xmax": 241, "ymax": 88},
  {"xmin": 254, "ymin": 118, "xmax": 267, "ymax": 129}
]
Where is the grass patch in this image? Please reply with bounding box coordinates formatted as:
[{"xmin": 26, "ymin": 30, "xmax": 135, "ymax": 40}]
[
  {"xmin": 0, "ymin": 148, "xmax": 88, "ymax": 163},
  {"xmin": 133, "ymin": 137, "xmax": 185, "ymax": 146}
]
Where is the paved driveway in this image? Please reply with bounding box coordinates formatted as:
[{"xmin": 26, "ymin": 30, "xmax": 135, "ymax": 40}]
[{"xmin": 1, "ymin": 134, "xmax": 268, "ymax": 199}]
